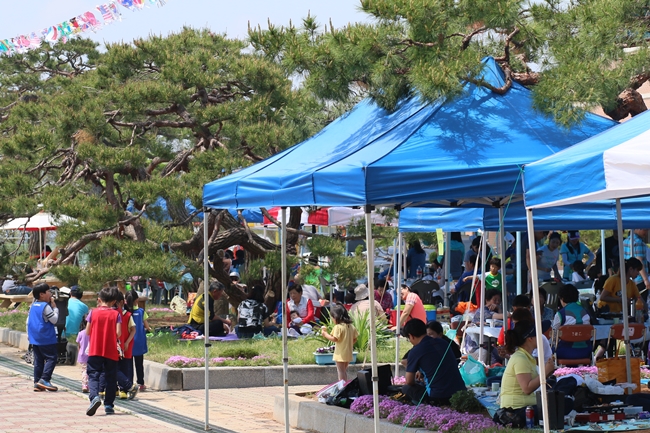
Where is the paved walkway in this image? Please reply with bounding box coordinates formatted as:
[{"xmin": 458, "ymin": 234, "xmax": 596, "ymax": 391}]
[{"xmin": 0, "ymin": 344, "xmax": 317, "ymax": 433}]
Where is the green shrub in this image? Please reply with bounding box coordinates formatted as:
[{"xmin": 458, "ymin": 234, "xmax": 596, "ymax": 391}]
[
  {"xmin": 219, "ymin": 347, "xmax": 260, "ymax": 359},
  {"xmin": 449, "ymin": 389, "xmax": 484, "ymax": 413}
]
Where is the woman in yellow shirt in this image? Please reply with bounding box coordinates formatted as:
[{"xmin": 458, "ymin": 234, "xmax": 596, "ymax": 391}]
[{"xmin": 500, "ymin": 321, "xmax": 555, "ymax": 410}]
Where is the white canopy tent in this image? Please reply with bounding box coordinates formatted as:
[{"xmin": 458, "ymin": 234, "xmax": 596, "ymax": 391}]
[{"xmin": 523, "ymin": 110, "xmax": 650, "ymax": 433}]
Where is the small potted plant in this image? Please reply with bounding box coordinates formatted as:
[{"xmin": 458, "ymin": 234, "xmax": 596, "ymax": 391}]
[{"xmin": 313, "ymin": 345, "xmax": 336, "ymax": 365}]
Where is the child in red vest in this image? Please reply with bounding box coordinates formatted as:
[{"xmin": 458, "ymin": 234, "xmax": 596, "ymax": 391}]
[
  {"xmin": 85, "ymin": 287, "xmax": 122, "ymax": 416},
  {"xmin": 115, "ymin": 291, "xmax": 138, "ymax": 399}
]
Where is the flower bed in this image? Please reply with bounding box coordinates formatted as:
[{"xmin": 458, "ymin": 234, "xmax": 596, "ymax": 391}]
[{"xmin": 350, "ymin": 395, "xmax": 498, "ymax": 432}]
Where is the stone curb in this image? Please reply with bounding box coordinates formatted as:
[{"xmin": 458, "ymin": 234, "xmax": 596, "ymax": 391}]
[
  {"xmin": 273, "ymin": 394, "xmax": 431, "ymax": 433},
  {"xmin": 0, "ymin": 327, "xmax": 398, "ymax": 391}
]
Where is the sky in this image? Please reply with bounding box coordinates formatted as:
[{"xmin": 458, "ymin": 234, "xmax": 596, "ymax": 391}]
[{"xmin": 0, "ymin": 0, "xmax": 370, "ymax": 47}]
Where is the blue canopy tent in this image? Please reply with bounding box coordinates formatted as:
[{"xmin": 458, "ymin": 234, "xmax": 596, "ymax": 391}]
[
  {"xmin": 524, "ymin": 110, "xmax": 650, "ymax": 401},
  {"xmin": 399, "ymin": 201, "xmax": 650, "ymax": 232},
  {"xmin": 203, "ymin": 58, "xmax": 616, "ymax": 433}
]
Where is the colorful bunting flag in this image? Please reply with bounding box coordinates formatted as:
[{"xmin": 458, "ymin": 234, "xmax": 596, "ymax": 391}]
[{"xmin": 1, "ymin": 0, "xmax": 167, "ymax": 56}]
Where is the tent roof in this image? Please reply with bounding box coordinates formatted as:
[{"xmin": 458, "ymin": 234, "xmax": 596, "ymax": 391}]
[
  {"xmin": 399, "ymin": 200, "xmax": 650, "ymax": 233},
  {"xmin": 524, "ymin": 110, "xmax": 650, "ymax": 209},
  {"xmin": 0, "ymin": 212, "xmax": 75, "ymax": 231},
  {"xmin": 204, "ymin": 97, "xmax": 431, "ymax": 209},
  {"xmin": 203, "ymin": 58, "xmax": 615, "ymax": 210}
]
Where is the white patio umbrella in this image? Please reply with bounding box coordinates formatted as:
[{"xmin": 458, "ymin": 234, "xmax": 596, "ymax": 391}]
[{"xmin": 0, "ymin": 212, "xmax": 76, "ymax": 259}]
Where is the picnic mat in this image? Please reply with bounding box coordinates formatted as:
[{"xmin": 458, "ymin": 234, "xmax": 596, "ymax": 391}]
[{"xmin": 179, "ymin": 334, "xmax": 240, "ymax": 341}]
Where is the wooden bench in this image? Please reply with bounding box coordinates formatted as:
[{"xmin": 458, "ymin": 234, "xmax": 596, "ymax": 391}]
[{"xmin": 0, "ymin": 291, "xmax": 97, "ymax": 309}]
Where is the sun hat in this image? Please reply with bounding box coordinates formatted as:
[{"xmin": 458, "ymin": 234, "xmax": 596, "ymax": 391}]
[
  {"xmin": 568, "ymin": 230, "xmax": 580, "ymax": 240},
  {"xmin": 354, "ymin": 284, "xmax": 369, "ymax": 301}
]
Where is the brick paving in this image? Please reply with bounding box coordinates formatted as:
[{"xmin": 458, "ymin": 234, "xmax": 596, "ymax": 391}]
[
  {"xmin": 0, "ymin": 344, "xmax": 316, "ymax": 433},
  {"xmin": 0, "ymin": 371, "xmax": 188, "ymax": 433}
]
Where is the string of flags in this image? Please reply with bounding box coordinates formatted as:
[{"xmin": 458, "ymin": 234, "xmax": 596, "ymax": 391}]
[{"xmin": 0, "ymin": 0, "xmax": 167, "ymax": 56}]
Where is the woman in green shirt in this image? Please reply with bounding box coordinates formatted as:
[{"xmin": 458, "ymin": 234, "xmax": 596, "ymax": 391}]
[{"xmin": 500, "ymin": 321, "xmax": 555, "ymax": 410}]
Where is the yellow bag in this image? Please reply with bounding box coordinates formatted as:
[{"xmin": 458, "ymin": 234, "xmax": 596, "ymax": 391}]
[{"xmin": 596, "ymin": 355, "xmax": 641, "ymax": 394}]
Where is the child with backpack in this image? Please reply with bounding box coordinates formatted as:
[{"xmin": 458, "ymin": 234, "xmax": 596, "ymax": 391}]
[
  {"xmin": 115, "ymin": 291, "xmax": 138, "ymax": 400},
  {"xmin": 127, "ymin": 290, "xmax": 151, "ymax": 391}
]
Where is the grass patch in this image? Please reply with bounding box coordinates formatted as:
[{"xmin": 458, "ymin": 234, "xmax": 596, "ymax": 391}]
[
  {"xmin": 0, "ymin": 302, "xmax": 412, "ymax": 368},
  {"xmin": 147, "ymin": 332, "xmax": 410, "ymax": 367},
  {"xmin": 0, "ymin": 302, "xmax": 29, "ymax": 331}
]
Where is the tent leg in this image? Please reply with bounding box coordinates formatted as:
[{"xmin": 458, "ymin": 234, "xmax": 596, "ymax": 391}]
[
  {"xmin": 615, "ymin": 200, "xmax": 633, "ymax": 385},
  {"xmin": 498, "ymin": 208, "xmax": 508, "ymax": 318},
  {"xmin": 281, "ymin": 207, "xmax": 290, "ymax": 433},
  {"xmin": 479, "ymin": 235, "xmax": 487, "ymax": 350},
  {"xmin": 365, "ymin": 209, "xmax": 380, "ymax": 433},
  {"xmin": 203, "ymin": 209, "xmax": 210, "ymax": 431},
  {"xmin": 394, "ymin": 234, "xmax": 401, "ymax": 378},
  {"xmin": 526, "ymin": 210, "xmax": 550, "ymax": 433},
  {"xmin": 516, "ymin": 232, "xmax": 522, "ymax": 295},
  {"xmin": 601, "ymin": 230, "xmax": 607, "ymax": 276},
  {"xmin": 444, "ymin": 232, "xmax": 453, "ymax": 307}
]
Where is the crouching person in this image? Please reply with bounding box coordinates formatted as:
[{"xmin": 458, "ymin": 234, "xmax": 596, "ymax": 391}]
[{"xmin": 401, "ymin": 319, "xmax": 466, "ymax": 405}]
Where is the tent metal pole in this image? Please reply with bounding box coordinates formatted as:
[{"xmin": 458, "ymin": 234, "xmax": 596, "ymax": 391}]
[
  {"xmin": 601, "ymin": 230, "xmax": 607, "ymax": 276},
  {"xmin": 444, "ymin": 232, "xmax": 452, "ymax": 307},
  {"xmin": 526, "ymin": 210, "xmax": 550, "ymax": 433},
  {"xmin": 281, "ymin": 207, "xmax": 290, "ymax": 433},
  {"xmin": 516, "ymin": 232, "xmax": 522, "ymax": 295},
  {"xmin": 615, "ymin": 200, "xmax": 633, "ymax": 385},
  {"xmin": 470, "ymin": 231, "xmax": 480, "ymax": 353},
  {"xmin": 394, "ymin": 234, "xmax": 401, "ymax": 378},
  {"xmin": 498, "ymin": 208, "xmax": 508, "ymax": 319},
  {"xmin": 365, "ymin": 209, "xmax": 380, "ymax": 433},
  {"xmin": 202, "ymin": 209, "xmax": 210, "ymax": 431}
]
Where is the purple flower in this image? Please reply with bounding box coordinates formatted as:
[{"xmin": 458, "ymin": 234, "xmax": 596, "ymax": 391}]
[{"xmin": 351, "ymin": 394, "xmax": 499, "ymax": 432}]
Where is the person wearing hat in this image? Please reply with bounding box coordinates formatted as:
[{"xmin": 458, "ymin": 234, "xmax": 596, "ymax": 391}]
[
  {"xmin": 229, "ymin": 271, "xmax": 246, "ymax": 292},
  {"xmin": 560, "ymin": 231, "xmax": 594, "ymax": 281},
  {"xmin": 552, "ymin": 284, "xmax": 592, "ymax": 361},
  {"xmin": 188, "ymin": 281, "xmax": 230, "ymax": 336},
  {"xmin": 500, "ymin": 321, "xmax": 556, "ymax": 414},
  {"xmin": 349, "ymin": 284, "xmax": 385, "ymax": 319},
  {"xmin": 65, "ymin": 286, "xmax": 89, "ymax": 338}
]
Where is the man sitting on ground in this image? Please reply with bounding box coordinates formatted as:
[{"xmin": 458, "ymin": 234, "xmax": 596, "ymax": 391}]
[
  {"xmin": 402, "ymin": 319, "xmax": 466, "ymax": 405},
  {"xmin": 188, "ymin": 281, "xmax": 231, "ymax": 336}
]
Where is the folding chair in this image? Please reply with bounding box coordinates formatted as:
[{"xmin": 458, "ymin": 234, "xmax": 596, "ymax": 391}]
[
  {"xmin": 554, "ymin": 324, "xmax": 596, "ymax": 367},
  {"xmin": 540, "ymin": 281, "xmax": 561, "ymax": 313},
  {"xmin": 606, "ymin": 323, "xmax": 647, "ymax": 362}
]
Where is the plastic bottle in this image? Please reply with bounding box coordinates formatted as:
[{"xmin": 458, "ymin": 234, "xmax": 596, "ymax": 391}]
[{"xmin": 416, "ymin": 266, "xmax": 423, "ymax": 279}]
